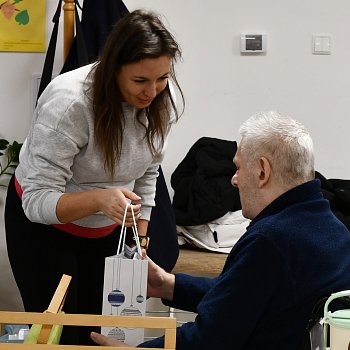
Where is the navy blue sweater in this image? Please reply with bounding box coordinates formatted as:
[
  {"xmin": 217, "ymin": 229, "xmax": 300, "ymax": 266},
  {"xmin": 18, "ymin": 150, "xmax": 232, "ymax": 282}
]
[{"xmin": 141, "ymin": 180, "xmax": 350, "ymax": 349}]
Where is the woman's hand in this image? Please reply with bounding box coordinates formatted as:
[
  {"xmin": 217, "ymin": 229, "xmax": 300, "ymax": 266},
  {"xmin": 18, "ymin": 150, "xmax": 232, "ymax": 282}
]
[
  {"xmin": 94, "ymin": 187, "xmax": 141, "ymax": 226},
  {"xmin": 56, "ymin": 187, "xmax": 141, "ymax": 225}
]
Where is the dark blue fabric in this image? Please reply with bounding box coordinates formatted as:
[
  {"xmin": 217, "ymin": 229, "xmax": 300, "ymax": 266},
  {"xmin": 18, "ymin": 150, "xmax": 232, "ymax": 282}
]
[{"xmin": 141, "ymin": 179, "xmax": 350, "ymax": 349}]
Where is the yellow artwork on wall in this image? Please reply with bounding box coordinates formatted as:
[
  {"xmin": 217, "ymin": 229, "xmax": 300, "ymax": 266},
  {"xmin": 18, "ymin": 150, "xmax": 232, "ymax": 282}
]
[{"xmin": 0, "ymin": 0, "xmax": 46, "ymax": 52}]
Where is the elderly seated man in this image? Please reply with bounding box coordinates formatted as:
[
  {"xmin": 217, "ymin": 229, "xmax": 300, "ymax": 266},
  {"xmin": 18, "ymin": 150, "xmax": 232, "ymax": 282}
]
[{"xmin": 92, "ymin": 110, "xmax": 350, "ymax": 350}]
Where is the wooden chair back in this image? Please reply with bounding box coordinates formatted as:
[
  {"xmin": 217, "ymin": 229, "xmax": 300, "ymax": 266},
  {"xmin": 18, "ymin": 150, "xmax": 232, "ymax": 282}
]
[{"xmin": 0, "ymin": 311, "xmax": 177, "ymax": 349}]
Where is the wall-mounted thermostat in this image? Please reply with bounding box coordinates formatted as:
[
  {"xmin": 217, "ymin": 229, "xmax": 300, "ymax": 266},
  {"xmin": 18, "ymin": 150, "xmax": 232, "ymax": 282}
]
[{"xmin": 240, "ymin": 33, "xmax": 267, "ymax": 53}]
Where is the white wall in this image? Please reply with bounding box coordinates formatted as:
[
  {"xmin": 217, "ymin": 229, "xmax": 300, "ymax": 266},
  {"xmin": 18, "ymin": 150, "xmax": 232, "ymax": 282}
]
[
  {"xmin": 1, "ymin": 0, "xmax": 350, "ymax": 310},
  {"xmin": 2, "ymin": 0, "xmax": 350, "ymax": 186},
  {"xmin": 123, "ymin": 0, "xmax": 350, "ymax": 184}
]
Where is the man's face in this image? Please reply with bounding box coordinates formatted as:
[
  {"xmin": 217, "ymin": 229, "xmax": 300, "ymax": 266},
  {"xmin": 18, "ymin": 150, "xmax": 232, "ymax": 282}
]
[{"xmin": 231, "ymin": 145, "xmax": 260, "ymax": 220}]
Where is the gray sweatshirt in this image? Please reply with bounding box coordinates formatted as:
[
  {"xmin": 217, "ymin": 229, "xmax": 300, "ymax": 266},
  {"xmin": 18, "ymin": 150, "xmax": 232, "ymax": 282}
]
[{"xmin": 15, "ymin": 63, "xmax": 176, "ymax": 229}]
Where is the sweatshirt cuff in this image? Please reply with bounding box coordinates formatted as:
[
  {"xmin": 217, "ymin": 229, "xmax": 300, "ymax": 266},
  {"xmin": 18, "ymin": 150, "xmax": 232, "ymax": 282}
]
[
  {"xmin": 140, "ymin": 206, "xmax": 152, "ymax": 221},
  {"xmin": 40, "ymin": 192, "xmax": 64, "ymax": 224}
]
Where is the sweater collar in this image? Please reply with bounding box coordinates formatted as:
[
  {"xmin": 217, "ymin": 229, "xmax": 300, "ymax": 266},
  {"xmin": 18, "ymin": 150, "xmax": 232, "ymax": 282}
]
[{"xmin": 249, "ymin": 179, "xmax": 321, "ymax": 227}]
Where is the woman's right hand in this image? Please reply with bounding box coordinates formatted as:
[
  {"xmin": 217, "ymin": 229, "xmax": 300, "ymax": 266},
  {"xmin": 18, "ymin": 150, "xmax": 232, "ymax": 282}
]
[
  {"xmin": 94, "ymin": 187, "xmax": 141, "ymax": 226},
  {"xmin": 56, "ymin": 187, "xmax": 141, "ymax": 225}
]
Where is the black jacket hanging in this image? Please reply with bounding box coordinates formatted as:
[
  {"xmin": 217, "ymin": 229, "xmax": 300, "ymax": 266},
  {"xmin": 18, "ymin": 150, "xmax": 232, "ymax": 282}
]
[
  {"xmin": 316, "ymin": 171, "xmax": 350, "ymax": 232},
  {"xmin": 37, "ymin": 0, "xmax": 88, "ymax": 100},
  {"xmin": 171, "ymin": 137, "xmax": 241, "ymax": 226},
  {"xmin": 60, "ymin": 0, "xmax": 128, "ymax": 73}
]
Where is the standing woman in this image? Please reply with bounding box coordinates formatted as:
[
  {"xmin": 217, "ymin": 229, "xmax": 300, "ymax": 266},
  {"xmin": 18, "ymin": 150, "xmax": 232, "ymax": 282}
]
[{"xmin": 5, "ymin": 9, "xmax": 184, "ymax": 345}]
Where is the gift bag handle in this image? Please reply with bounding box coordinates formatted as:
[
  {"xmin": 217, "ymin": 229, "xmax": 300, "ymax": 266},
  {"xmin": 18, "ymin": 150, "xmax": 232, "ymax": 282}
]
[{"xmin": 117, "ymin": 204, "xmax": 142, "ymax": 256}]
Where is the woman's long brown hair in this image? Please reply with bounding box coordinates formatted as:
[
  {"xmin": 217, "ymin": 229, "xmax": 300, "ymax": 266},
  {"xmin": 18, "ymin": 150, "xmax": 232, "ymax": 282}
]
[{"xmin": 87, "ymin": 9, "xmax": 184, "ymax": 178}]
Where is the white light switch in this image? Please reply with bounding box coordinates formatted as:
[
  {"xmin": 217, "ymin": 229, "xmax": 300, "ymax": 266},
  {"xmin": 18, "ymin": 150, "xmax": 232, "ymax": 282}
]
[{"xmin": 312, "ymin": 35, "xmax": 332, "ymax": 55}]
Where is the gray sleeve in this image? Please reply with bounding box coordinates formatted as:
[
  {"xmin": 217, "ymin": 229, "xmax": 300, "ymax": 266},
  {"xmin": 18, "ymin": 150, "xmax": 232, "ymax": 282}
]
[
  {"xmin": 133, "ymin": 162, "xmax": 160, "ymax": 221},
  {"xmin": 20, "ymin": 122, "xmax": 85, "ymax": 224}
]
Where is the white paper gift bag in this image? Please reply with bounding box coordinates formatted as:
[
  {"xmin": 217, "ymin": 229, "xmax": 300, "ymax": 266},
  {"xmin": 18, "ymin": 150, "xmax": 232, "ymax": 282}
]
[{"xmin": 102, "ymin": 205, "xmax": 148, "ymax": 346}]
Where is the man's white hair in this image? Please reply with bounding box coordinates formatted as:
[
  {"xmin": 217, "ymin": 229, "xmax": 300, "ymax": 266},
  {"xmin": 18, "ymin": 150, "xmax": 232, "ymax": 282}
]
[{"xmin": 238, "ymin": 110, "xmax": 315, "ymax": 187}]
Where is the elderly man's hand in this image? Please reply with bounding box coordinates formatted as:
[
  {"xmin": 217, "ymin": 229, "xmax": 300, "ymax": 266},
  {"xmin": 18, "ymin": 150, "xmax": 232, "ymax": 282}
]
[
  {"xmin": 90, "ymin": 332, "xmax": 130, "ymax": 347},
  {"xmin": 142, "ymin": 250, "xmax": 175, "ymax": 301}
]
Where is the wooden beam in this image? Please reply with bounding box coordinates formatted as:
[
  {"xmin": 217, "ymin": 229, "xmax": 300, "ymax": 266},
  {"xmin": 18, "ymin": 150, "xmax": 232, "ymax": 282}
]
[
  {"xmin": 63, "ymin": 0, "xmax": 75, "ymax": 60},
  {"xmin": 0, "ymin": 312, "xmax": 177, "ymax": 349}
]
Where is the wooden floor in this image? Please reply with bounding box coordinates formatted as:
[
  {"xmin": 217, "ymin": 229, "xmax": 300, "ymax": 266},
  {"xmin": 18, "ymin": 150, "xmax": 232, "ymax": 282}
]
[{"xmin": 172, "ymin": 246, "xmax": 227, "ymax": 277}]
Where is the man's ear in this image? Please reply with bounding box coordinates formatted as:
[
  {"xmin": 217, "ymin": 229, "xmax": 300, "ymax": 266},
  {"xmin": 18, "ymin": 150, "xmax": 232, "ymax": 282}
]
[{"xmin": 258, "ymin": 156, "xmax": 271, "ymax": 187}]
